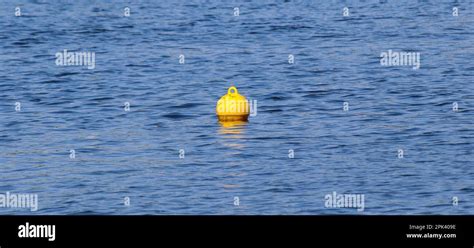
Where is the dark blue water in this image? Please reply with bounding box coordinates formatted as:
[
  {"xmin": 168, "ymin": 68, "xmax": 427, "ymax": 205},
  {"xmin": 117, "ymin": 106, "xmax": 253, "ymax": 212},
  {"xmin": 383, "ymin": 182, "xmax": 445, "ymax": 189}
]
[{"xmin": 0, "ymin": 0, "xmax": 473, "ymax": 214}]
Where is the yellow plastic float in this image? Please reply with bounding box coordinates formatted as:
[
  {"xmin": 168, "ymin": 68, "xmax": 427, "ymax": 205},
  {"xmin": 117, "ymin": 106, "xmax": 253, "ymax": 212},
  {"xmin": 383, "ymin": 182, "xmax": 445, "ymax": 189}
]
[{"xmin": 216, "ymin": 86, "xmax": 249, "ymax": 122}]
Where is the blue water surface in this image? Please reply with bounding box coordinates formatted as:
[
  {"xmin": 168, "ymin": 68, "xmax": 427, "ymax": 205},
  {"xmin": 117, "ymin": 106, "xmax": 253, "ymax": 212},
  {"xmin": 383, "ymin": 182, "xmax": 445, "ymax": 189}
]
[{"xmin": 0, "ymin": 0, "xmax": 473, "ymax": 214}]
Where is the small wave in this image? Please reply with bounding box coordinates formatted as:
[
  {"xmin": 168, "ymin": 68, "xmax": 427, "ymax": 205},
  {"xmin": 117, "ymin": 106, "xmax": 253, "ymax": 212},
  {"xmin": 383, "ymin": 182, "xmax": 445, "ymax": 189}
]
[{"xmin": 162, "ymin": 112, "xmax": 194, "ymax": 119}]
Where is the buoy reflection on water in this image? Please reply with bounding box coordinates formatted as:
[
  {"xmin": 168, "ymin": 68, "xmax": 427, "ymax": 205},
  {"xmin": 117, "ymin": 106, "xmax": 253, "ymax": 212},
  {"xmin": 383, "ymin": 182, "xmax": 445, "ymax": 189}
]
[{"xmin": 218, "ymin": 120, "xmax": 247, "ymax": 136}]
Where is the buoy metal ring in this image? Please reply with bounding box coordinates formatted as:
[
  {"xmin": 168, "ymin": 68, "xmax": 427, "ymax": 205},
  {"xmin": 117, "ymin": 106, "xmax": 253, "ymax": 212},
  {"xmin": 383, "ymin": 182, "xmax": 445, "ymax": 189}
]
[{"xmin": 228, "ymin": 86, "xmax": 238, "ymax": 95}]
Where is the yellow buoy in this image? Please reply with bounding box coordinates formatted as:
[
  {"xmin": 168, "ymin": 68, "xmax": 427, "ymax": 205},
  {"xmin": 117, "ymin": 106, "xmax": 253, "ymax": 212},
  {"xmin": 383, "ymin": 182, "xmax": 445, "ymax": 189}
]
[{"xmin": 216, "ymin": 86, "xmax": 249, "ymax": 122}]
